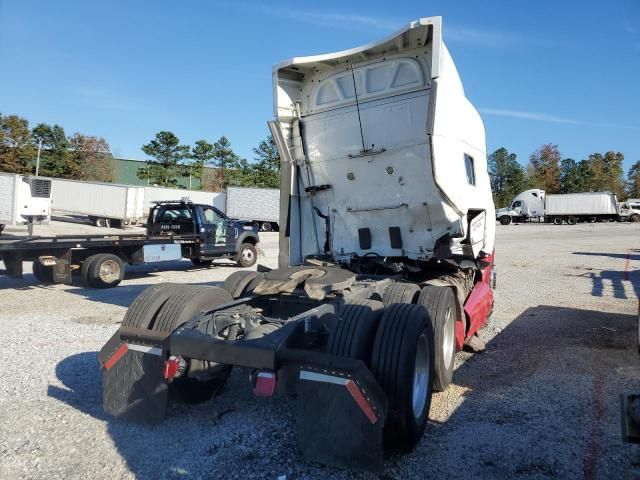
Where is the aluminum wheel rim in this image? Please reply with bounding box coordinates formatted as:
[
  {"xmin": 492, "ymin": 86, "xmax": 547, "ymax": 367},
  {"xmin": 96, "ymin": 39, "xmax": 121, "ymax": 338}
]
[
  {"xmin": 242, "ymin": 248, "xmax": 254, "ymax": 263},
  {"xmin": 99, "ymin": 260, "xmax": 120, "ymax": 283},
  {"xmin": 443, "ymin": 306, "xmax": 455, "ymax": 367},
  {"xmin": 412, "ymin": 333, "xmax": 430, "ymax": 419}
]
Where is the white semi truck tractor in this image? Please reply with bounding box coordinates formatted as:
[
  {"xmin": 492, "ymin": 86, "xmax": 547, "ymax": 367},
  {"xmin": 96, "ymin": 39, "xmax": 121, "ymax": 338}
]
[{"xmin": 98, "ymin": 17, "xmax": 496, "ymax": 472}]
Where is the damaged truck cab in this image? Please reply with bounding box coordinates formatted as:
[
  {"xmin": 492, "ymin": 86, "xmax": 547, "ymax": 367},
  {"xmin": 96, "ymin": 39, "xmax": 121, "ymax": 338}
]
[{"xmin": 99, "ymin": 17, "xmax": 496, "ymax": 472}]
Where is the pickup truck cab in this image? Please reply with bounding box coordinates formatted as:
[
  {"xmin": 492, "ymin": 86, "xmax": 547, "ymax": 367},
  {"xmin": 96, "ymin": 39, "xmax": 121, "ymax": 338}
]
[{"xmin": 0, "ymin": 200, "xmax": 260, "ymax": 288}]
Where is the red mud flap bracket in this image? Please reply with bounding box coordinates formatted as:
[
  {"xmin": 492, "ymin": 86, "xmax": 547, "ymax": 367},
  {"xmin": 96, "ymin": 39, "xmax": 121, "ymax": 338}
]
[
  {"xmin": 295, "ymin": 363, "xmax": 388, "ymax": 472},
  {"xmin": 99, "ymin": 331, "xmax": 169, "ymax": 424}
]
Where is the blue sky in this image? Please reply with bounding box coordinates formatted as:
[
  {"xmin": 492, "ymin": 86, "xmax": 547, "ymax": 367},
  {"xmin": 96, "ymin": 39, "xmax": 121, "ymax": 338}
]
[{"xmin": 1, "ymin": 0, "xmax": 639, "ymax": 171}]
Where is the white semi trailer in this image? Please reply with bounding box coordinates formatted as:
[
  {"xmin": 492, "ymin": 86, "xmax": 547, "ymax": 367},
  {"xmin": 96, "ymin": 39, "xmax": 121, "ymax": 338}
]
[
  {"xmin": 496, "ymin": 189, "xmax": 640, "ymax": 225},
  {"xmin": 0, "ymin": 173, "xmax": 52, "ymax": 234},
  {"xmin": 98, "ymin": 17, "xmax": 497, "ymax": 472},
  {"xmin": 225, "ymin": 186, "xmax": 279, "ymax": 231},
  {"xmin": 143, "ymin": 186, "xmax": 226, "ymax": 215}
]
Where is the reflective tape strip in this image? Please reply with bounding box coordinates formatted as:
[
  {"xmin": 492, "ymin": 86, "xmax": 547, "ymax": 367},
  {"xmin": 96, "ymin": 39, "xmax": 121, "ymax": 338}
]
[
  {"xmin": 127, "ymin": 344, "xmax": 162, "ymax": 356},
  {"xmin": 103, "ymin": 343, "xmax": 128, "ymax": 371},
  {"xmin": 299, "ymin": 370, "xmax": 378, "ymax": 424}
]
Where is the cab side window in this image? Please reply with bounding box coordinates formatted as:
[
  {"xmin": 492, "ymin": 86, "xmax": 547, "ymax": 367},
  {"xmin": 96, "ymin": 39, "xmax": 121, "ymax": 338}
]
[{"xmin": 200, "ymin": 206, "xmax": 225, "ymax": 225}]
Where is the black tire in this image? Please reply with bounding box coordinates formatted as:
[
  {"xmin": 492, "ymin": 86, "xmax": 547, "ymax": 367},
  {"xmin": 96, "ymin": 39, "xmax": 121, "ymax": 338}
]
[
  {"xmin": 32, "ymin": 261, "xmax": 54, "ymax": 283},
  {"xmin": 260, "ymin": 221, "xmax": 273, "ymax": 232},
  {"xmin": 191, "ymin": 258, "xmax": 213, "ymax": 267},
  {"xmin": 95, "ymin": 217, "xmax": 111, "ymax": 228},
  {"xmin": 567, "ymin": 216, "xmax": 577, "ymax": 225},
  {"xmin": 417, "ymin": 286, "xmax": 456, "ymax": 392},
  {"xmin": 371, "ymin": 303, "xmax": 435, "ymax": 450},
  {"xmin": 222, "ymin": 271, "xmax": 260, "ymax": 299},
  {"xmin": 153, "ymin": 286, "xmax": 234, "ymax": 403},
  {"xmin": 236, "ymin": 243, "xmax": 257, "ymax": 268},
  {"xmin": 326, "ymin": 299, "xmax": 384, "ymax": 365},
  {"xmin": 80, "ymin": 254, "xmax": 101, "ymax": 286},
  {"xmin": 121, "ymin": 283, "xmax": 185, "ymax": 329},
  {"xmin": 87, "ymin": 253, "xmax": 125, "ymax": 288},
  {"xmin": 382, "ymin": 282, "xmax": 420, "ymax": 306},
  {"xmin": 499, "ymin": 216, "xmax": 511, "ymax": 226},
  {"xmin": 630, "ymin": 214, "xmax": 640, "ymax": 223},
  {"xmin": 588, "ymin": 217, "xmax": 597, "ymax": 223},
  {"xmin": 552, "ymin": 217, "xmax": 563, "ymax": 225}
]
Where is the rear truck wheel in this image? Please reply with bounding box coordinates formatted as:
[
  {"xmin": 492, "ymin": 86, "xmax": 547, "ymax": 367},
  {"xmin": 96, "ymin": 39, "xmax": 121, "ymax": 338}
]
[
  {"xmin": 32, "ymin": 261, "xmax": 54, "ymax": 283},
  {"xmin": 417, "ymin": 286, "xmax": 456, "ymax": 392},
  {"xmin": 236, "ymin": 243, "xmax": 257, "ymax": 268},
  {"xmin": 567, "ymin": 216, "xmax": 577, "ymax": 225},
  {"xmin": 222, "ymin": 271, "xmax": 260, "ymax": 298},
  {"xmin": 87, "ymin": 253, "xmax": 124, "ymax": 288},
  {"xmin": 80, "ymin": 254, "xmax": 101, "ymax": 286},
  {"xmin": 499, "ymin": 216, "xmax": 511, "ymax": 226},
  {"xmin": 630, "ymin": 214, "xmax": 640, "ymax": 223},
  {"xmin": 382, "ymin": 282, "xmax": 420, "ymax": 306},
  {"xmin": 260, "ymin": 221, "xmax": 273, "ymax": 232},
  {"xmin": 326, "ymin": 299, "xmax": 384, "ymax": 364},
  {"xmin": 552, "ymin": 217, "xmax": 563, "ymax": 225},
  {"xmin": 153, "ymin": 286, "xmax": 234, "ymax": 403},
  {"xmin": 371, "ymin": 303, "xmax": 435, "ymax": 451},
  {"xmin": 191, "ymin": 258, "xmax": 214, "ymax": 267}
]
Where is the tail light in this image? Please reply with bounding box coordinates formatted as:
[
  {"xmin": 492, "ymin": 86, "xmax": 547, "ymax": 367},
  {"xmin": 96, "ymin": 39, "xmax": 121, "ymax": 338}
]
[
  {"xmin": 252, "ymin": 370, "xmax": 277, "ymax": 397},
  {"xmin": 163, "ymin": 355, "xmax": 186, "ymax": 381}
]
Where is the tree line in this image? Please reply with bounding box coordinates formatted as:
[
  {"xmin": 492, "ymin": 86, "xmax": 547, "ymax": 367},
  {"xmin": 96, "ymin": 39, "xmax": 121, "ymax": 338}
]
[
  {"xmin": 0, "ymin": 113, "xmax": 280, "ymax": 191},
  {"xmin": 490, "ymin": 144, "xmax": 640, "ymax": 208}
]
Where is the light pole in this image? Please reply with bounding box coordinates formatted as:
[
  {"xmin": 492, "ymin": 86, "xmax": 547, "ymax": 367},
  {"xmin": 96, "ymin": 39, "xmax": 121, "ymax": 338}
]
[{"xmin": 35, "ymin": 139, "xmax": 42, "ymax": 176}]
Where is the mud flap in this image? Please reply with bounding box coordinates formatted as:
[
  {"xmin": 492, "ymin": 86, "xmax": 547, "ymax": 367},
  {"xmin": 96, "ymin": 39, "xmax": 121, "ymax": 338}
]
[
  {"xmin": 100, "ymin": 334, "xmax": 168, "ymax": 424},
  {"xmin": 295, "ymin": 363, "xmax": 387, "ymax": 472}
]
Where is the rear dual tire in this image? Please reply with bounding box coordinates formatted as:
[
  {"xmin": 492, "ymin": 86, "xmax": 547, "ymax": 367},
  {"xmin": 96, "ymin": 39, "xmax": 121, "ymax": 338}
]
[{"xmin": 82, "ymin": 253, "xmax": 125, "ymax": 288}]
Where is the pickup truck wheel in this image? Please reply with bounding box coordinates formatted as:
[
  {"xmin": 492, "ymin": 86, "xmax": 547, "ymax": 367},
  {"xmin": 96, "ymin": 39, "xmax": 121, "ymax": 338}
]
[
  {"xmin": 121, "ymin": 283, "xmax": 185, "ymax": 329},
  {"xmin": 32, "ymin": 261, "xmax": 54, "ymax": 283},
  {"xmin": 499, "ymin": 216, "xmax": 511, "ymax": 226},
  {"xmin": 417, "ymin": 286, "xmax": 456, "ymax": 392},
  {"xmin": 567, "ymin": 216, "xmax": 577, "ymax": 225},
  {"xmin": 191, "ymin": 258, "xmax": 213, "ymax": 267},
  {"xmin": 87, "ymin": 253, "xmax": 125, "ymax": 288},
  {"xmin": 153, "ymin": 286, "xmax": 234, "ymax": 403},
  {"xmin": 236, "ymin": 243, "xmax": 257, "ymax": 268},
  {"xmin": 552, "ymin": 217, "xmax": 563, "ymax": 225},
  {"xmin": 382, "ymin": 282, "xmax": 420, "ymax": 306},
  {"xmin": 260, "ymin": 222, "xmax": 272, "ymax": 232},
  {"xmin": 326, "ymin": 299, "xmax": 384, "ymax": 365},
  {"xmin": 223, "ymin": 271, "xmax": 260, "ymax": 298},
  {"xmin": 371, "ymin": 303, "xmax": 435, "ymax": 450}
]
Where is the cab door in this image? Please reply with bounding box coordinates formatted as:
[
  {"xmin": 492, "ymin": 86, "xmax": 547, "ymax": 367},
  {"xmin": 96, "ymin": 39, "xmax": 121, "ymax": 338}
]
[{"xmin": 198, "ymin": 205, "xmax": 233, "ymax": 255}]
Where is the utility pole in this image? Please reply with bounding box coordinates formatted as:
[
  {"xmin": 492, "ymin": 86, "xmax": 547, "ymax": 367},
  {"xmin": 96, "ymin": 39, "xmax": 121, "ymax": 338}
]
[{"xmin": 35, "ymin": 139, "xmax": 43, "ymax": 176}]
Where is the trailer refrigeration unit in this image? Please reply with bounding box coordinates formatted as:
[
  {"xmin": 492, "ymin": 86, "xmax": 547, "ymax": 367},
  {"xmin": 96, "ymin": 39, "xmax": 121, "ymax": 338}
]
[
  {"xmin": 98, "ymin": 17, "xmax": 496, "ymax": 472},
  {"xmin": 496, "ymin": 189, "xmax": 639, "ymax": 225},
  {"xmin": 50, "ymin": 178, "xmax": 145, "ymax": 227},
  {"xmin": 225, "ymin": 186, "xmax": 279, "ymax": 231},
  {"xmin": 0, "ymin": 173, "xmax": 52, "ymax": 235}
]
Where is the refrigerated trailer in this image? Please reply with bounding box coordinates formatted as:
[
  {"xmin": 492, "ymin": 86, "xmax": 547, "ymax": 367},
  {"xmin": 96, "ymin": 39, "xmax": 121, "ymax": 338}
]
[
  {"xmin": 225, "ymin": 186, "xmax": 279, "ymax": 231},
  {"xmin": 0, "ymin": 173, "xmax": 52, "ymax": 234},
  {"xmin": 50, "ymin": 178, "xmax": 145, "ymax": 227},
  {"xmin": 98, "ymin": 17, "xmax": 496, "ymax": 472},
  {"xmin": 496, "ymin": 189, "xmax": 640, "ymax": 225},
  {"xmin": 143, "ymin": 186, "xmax": 226, "ymax": 215}
]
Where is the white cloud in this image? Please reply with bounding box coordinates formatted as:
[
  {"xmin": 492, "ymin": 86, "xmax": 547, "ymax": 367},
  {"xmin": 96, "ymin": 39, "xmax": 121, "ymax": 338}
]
[{"xmin": 479, "ymin": 108, "xmax": 580, "ymax": 125}]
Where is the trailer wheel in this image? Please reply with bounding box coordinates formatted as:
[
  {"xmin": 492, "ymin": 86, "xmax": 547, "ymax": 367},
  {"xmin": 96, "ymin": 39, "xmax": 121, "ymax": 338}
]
[
  {"xmin": 260, "ymin": 221, "xmax": 273, "ymax": 232},
  {"xmin": 417, "ymin": 286, "xmax": 456, "ymax": 392},
  {"xmin": 552, "ymin": 217, "xmax": 563, "ymax": 225},
  {"xmin": 567, "ymin": 216, "xmax": 577, "ymax": 225},
  {"xmin": 499, "ymin": 216, "xmax": 511, "ymax": 226},
  {"xmin": 32, "ymin": 261, "xmax": 54, "ymax": 283},
  {"xmin": 121, "ymin": 283, "xmax": 185, "ymax": 329},
  {"xmin": 223, "ymin": 271, "xmax": 260, "ymax": 298},
  {"xmin": 326, "ymin": 299, "xmax": 384, "ymax": 364},
  {"xmin": 630, "ymin": 214, "xmax": 640, "ymax": 223},
  {"xmin": 95, "ymin": 217, "xmax": 111, "ymax": 228},
  {"xmin": 236, "ymin": 243, "xmax": 257, "ymax": 268},
  {"xmin": 382, "ymin": 282, "xmax": 420, "ymax": 306},
  {"xmin": 588, "ymin": 217, "xmax": 597, "ymax": 223},
  {"xmin": 154, "ymin": 286, "xmax": 234, "ymax": 403},
  {"xmin": 86, "ymin": 253, "xmax": 124, "ymax": 288},
  {"xmin": 371, "ymin": 303, "xmax": 434, "ymax": 450}
]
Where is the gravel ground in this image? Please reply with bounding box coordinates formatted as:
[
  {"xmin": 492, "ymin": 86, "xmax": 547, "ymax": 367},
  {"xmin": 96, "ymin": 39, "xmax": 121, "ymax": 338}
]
[{"xmin": 0, "ymin": 220, "xmax": 639, "ymax": 479}]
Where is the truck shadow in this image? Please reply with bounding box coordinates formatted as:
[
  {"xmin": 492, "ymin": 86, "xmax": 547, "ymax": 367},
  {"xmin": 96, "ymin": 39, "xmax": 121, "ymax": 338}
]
[
  {"xmin": 573, "ymin": 251, "xmax": 640, "ymax": 261},
  {"xmin": 48, "ymin": 305, "xmax": 640, "ymax": 479}
]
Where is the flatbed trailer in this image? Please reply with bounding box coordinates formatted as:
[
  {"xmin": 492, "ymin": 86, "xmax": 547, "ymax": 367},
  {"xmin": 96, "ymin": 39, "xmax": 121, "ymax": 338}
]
[
  {"xmin": 0, "ymin": 201, "xmax": 260, "ymax": 288},
  {"xmin": 97, "ymin": 17, "xmax": 497, "ymax": 472}
]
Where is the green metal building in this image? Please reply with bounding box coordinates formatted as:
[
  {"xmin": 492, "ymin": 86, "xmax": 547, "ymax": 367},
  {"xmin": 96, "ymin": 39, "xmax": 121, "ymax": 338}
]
[{"xmin": 113, "ymin": 157, "xmax": 218, "ymax": 190}]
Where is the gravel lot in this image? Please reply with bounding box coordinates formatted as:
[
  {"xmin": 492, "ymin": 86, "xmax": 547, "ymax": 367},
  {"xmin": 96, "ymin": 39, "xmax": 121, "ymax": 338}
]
[{"xmin": 1, "ymin": 220, "xmax": 639, "ymax": 479}]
